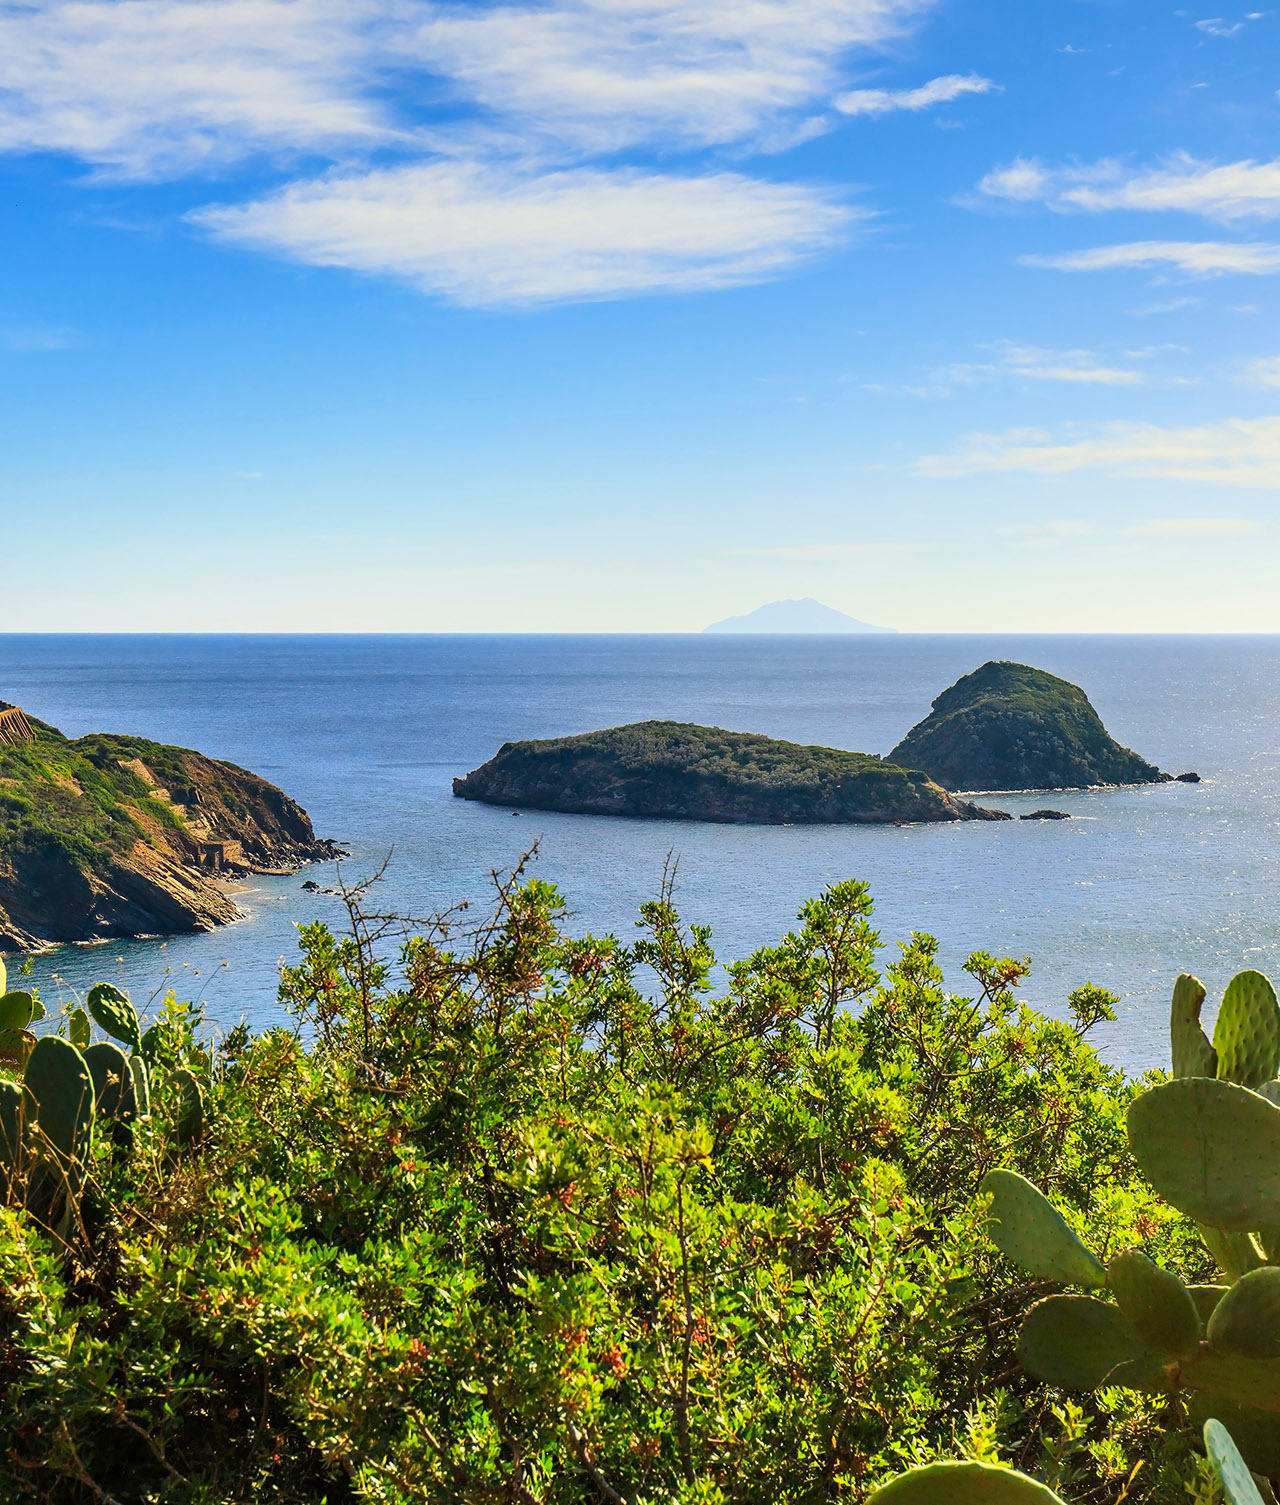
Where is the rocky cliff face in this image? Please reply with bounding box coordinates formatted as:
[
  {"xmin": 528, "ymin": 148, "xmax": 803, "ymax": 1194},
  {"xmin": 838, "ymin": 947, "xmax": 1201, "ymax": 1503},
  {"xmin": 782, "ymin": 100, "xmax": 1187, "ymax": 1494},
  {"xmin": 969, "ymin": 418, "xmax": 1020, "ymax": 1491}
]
[
  {"xmin": 0, "ymin": 721, "xmax": 339, "ymax": 949},
  {"xmin": 887, "ymin": 661, "xmax": 1168, "ymax": 792},
  {"xmin": 454, "ymin": 721, "xmax": 1011, "ymax": 825}
]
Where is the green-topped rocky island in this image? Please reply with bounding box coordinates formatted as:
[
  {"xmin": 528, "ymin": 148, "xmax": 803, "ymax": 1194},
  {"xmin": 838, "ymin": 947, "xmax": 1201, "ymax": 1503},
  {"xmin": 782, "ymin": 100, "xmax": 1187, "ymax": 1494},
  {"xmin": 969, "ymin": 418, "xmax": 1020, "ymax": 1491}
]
[
  {"xmin": 889, "ymin": 660, "xmax": 1182, "ymax": 792},
  {"xmin": 453, "ymin": 720, "xmax": 1010, "ymax": 824},
  {"xmin": 0, "ymin": 699, "xmax": 339, "ymax": 948}
]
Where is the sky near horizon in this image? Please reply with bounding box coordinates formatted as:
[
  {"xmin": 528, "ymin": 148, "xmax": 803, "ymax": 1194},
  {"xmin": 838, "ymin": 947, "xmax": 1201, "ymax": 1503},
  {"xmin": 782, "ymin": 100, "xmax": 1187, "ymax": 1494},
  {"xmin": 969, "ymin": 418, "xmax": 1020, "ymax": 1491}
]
[{"xmin": 2, "ymin": 0, "xmax": 1280, "ymax": 632}]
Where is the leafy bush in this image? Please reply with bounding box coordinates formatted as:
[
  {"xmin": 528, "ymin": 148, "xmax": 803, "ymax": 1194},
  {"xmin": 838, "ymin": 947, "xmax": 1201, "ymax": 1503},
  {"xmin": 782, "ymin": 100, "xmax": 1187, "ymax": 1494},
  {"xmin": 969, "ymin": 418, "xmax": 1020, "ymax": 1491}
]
[{"xmin": 0, "ymin": 871, "xmax": 1211, "ymax": 1502}]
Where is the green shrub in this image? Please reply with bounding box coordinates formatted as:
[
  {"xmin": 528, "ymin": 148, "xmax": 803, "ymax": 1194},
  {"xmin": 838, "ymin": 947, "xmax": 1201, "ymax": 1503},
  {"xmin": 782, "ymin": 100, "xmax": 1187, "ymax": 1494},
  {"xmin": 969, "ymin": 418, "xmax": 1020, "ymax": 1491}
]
[{"xmin": 0, "ymin": 872, "xmax": 1206, "ymax": 1502}]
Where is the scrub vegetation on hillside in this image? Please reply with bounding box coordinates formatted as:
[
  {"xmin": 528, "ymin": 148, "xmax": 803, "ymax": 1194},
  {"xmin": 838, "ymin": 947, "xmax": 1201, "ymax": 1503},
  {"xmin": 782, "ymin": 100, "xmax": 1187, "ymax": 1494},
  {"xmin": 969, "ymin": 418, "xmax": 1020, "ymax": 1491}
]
[{"xmin": 0, "ymin": 863, "xmax": 1223, "ymax": 1502}]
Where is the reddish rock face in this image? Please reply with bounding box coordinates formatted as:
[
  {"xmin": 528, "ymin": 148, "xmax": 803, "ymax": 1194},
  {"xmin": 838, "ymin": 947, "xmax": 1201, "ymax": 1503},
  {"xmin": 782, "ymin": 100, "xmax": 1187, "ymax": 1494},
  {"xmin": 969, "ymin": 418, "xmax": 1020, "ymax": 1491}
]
[{"xmin": 0, "ymin": 723, "xmax": 341, "ymax": 949}]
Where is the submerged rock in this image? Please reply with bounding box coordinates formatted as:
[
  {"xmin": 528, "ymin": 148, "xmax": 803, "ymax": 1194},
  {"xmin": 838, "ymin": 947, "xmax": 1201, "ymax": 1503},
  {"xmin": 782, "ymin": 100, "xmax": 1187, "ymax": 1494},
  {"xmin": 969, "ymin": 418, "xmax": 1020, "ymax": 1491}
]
[
  {"xmin": 1176, "ymin": 771, "xmax": 1201, "ymax": 783},
  {"xmin": 1020, "ymin": 809, "xmax": 1072, "ymax": 821},
  {"xmin": 454, "ymin": 720, "xmax": 1011, "ymax": 826},
  {"xmin": 0, "ymin": 709, "xmax": 340, "ymax": 949},
  {"xmin": 888, "ymin": 661, "xmax": 1168, "ymax": 793}
]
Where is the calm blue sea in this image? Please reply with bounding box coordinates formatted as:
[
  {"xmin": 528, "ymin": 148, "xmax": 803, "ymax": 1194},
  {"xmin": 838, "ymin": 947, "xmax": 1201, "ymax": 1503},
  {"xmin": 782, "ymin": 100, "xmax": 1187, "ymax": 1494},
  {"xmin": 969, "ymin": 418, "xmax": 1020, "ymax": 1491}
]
[{"xmin": 3, "ymin": 634, "xmax": 1278, "ymax": 1073}]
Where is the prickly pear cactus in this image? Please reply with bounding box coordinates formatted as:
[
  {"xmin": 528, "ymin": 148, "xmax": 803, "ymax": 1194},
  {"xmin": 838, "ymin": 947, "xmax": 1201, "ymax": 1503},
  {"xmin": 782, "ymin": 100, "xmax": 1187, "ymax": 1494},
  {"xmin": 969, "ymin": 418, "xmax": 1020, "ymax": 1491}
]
[
  {"xmin": 69, "ymin": 1007, "xmax": 91, "ymax": 1050},
  {"xmin": 24, "ymin": 1037, "xmax": 94, "ymax": 1169},
  {"xmin": 1128, "ymin": 1077, "xmax": 1280, "ymax": 1232},
  {"xmin": 981, "ymin": 1169, "xmax": 1106, "ymax": 1287},
  {"xmin": 1173, "ymin": 973, "xmax": 1218, "ymax": 1078},
  {"xmin": 0, "ymin": 990, "xmax": 35, "ymax": 1033},
  {"xmin": 84, "ymin": 1042, "xmax": 137, "ymax": 1126},
  {"xmin": 867, "ymin": 1461, "xmax": 1068, "ymax": 1503},
  {"xmin": 1017, "ymin": 1294, "xmax": 1167, "ymax": 1391},
  {"xmin": 1205, "ymin": 1417, "xmax": 1272, "ymax": 1505},
  {"xmin": 86, "ymin": 983, "xmax": 141, "ymax": 1052},
  {"xmin": 1216, "ymin": 972, "xmax": 1280, "ymax": 1091},
  {"xmin": 1108, "ymin": 1249, "xmax": 1200, "ymax": 1360},
  {"xmin": 171, "ymin": 1068, "xmax": 204, "ymax": 1146}
]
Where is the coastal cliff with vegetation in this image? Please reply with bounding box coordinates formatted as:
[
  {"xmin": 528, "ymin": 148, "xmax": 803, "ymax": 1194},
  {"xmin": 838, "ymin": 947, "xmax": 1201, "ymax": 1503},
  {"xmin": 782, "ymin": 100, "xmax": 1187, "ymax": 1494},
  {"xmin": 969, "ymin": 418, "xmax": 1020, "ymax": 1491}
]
[
  {"xmin": 453, "ymin": 719, "xmax": 1011, "ymax": 824},
  {"xmin": 0, "ymin": 701, "xmax": 338, "ymax": 948},
  {"xmin": 888, "ymin": 661, "xmax": 1169, "ymax": 792}
]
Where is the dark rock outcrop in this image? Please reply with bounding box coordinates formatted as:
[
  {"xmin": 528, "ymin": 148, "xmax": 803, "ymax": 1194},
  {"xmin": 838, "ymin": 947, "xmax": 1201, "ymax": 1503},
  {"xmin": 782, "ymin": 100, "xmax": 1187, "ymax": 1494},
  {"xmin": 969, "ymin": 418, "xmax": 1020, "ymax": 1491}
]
[
  {"xmin": 453, "ymin": 720, "xmax": 1011, "ymax": 825},
  {"xmin": 888, "ymin": 661, "xmax": 1168, "ymax": 793},
  {"xmin": 1020, "ymin": 809, "xmax": 1072, "ymax": 821},
  {"xmin": 0, "ymin": 716, "xmax": 340, "ymax": 949}
]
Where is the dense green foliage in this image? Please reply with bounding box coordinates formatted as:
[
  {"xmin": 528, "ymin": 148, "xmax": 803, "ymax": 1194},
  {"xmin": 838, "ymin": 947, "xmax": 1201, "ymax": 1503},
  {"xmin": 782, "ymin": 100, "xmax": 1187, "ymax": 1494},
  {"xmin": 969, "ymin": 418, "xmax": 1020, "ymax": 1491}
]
[
  {"xmin": 887, "ymin": 662, "xmax": 1166, "ymax": 792},
  {"xmin": 454, "ymin": 720, "xmax": 1003, "ymax": 823},
  {"xmin": 0, "ymin": 872, "xmax": 1224, "ymax": 1502},
  {"xmin": 0, "ymin": 717, "xmax": 181, "ymax": 867}
]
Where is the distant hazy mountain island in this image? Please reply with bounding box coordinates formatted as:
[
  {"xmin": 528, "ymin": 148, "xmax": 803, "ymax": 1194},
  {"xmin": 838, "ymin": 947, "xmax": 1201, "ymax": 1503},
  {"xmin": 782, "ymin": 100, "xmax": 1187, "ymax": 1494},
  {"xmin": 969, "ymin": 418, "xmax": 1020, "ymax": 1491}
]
[
  {"xmin": 453, "ymin": 721, "xmax": 1008, "ymax": 825},
  {"xmin": 888, "ymin": 661, "xmax": 1171, "ymax": 792},
  {"xmin": 703, "ymin": 598, "xmax": 896, "ymax": 634}
]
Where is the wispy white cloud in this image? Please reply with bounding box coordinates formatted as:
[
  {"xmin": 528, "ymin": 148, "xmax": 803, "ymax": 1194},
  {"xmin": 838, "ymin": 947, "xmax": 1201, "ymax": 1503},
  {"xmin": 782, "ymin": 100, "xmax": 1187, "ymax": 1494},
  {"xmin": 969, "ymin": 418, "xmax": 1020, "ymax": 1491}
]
[
  {"xmin": 407, "ymin": 0, "xmax": 931, "ymax": 154},
  {"xmin": 976, "ymin": 153, "xmax": 1280, "ymax": 222},
  {"xmin": 0, "ymin": 0, "xmax": 933, "ymax": 303},
  {"xmin": 1195, "ymin": 16, "xmax": 1245, "ymax": 34},
  {"xmin": 833, "ymin": 72, "xmax": 994, "ymax": 116},
  {"xmin": 944, "ymin": 341, "xmax": 1144, "ymax": 387},
  {"xmin": 1024, "ymin": 240, "xmax": 1280, "ymax": 275},
  {"xmin": 1122, "ymin": 517, "xmax": 1262, "ymax": 534},
  {"xmin": 1244, "ymin": 356, "xmax": 1280, "ymax": 387},
  {"xmin": 916, "ymin": 415, "xmax": 1280, "ymax": 485},
  {"xmin": 192, "ymin": 160, "xmax": 853, "ymax": 305},
  {"xmin": 0, "ymin": 0, "xmax": 933, "ymax": 175}
]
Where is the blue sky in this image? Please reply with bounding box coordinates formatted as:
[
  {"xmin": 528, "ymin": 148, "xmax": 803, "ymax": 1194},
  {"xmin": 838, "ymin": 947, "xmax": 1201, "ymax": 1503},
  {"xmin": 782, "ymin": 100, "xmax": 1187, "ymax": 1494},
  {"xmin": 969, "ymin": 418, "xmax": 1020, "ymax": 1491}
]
[{"xmin": 2, "ymin": 0, "xmax": 1279, "ymax": 631}]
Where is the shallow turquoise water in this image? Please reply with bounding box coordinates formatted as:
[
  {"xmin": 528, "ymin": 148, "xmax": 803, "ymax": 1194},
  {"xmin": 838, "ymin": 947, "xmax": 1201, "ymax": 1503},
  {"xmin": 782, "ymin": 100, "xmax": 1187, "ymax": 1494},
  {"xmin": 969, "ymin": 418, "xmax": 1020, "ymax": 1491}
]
[{"xmin": 3, "ymin": 633, "xmax": 1277, "ymax": 1072}]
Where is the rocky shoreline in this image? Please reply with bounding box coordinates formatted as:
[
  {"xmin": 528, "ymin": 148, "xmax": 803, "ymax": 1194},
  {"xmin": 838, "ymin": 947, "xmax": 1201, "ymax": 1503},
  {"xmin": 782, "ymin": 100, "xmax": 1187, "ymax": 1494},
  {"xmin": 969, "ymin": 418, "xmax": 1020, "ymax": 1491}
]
[{"xmin": 0, "ymin": 707, "xmax": 340, "ymax": 949}]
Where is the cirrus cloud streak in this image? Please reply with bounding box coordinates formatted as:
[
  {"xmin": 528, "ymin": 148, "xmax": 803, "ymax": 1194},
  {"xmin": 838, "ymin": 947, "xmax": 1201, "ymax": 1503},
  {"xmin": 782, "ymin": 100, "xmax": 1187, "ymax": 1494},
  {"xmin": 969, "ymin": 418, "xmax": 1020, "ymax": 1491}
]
[{"xmin": 916, "ymin": 415, "xmax": 1280, "ymax": 486}]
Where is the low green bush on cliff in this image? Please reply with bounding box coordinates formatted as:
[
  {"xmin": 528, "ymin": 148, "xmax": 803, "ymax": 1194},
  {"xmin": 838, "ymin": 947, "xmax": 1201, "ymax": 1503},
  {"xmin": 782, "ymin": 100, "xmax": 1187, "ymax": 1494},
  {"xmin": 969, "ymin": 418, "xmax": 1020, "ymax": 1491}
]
[{"xmin": 0, "ymin": 873, "xmax": 1214, "ymax": 1502}]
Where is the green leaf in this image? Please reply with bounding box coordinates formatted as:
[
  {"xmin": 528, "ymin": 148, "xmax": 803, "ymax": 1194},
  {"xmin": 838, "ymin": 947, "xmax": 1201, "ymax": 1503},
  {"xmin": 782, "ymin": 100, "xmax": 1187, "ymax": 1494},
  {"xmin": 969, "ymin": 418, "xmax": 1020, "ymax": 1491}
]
[
  {"xmin": 868, "ymin": 1462, "xmax": 1067, "ymax": 1503},
  {"xmin": 86, "ymin": 982, "xmax": 140, "ymax": 1052},
  {"xmin": 980, "ymin": 1168, "xmax": 1106, "ymax": 1288}
]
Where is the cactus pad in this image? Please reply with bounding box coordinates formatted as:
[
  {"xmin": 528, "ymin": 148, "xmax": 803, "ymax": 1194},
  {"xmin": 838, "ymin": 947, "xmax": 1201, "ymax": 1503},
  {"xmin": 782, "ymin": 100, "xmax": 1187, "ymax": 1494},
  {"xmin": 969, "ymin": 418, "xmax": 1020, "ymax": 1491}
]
[
  {"xmin": 980, "ymin": 1169, "xmax": 1106, "ymax": 1287},
  {"xmin": 1190, "ymin": 1285, "xmax": 1230, "ymax": 1329},
  {"xmin": 130, "ymin": 1056, "xmax": 150, "ymax": 1118},
  {"xmin": 69, "ymin": 1008, "xmax": 91, "ymax": 1050},
  {"xmin": 1209, "ymin": 1269, "xmax": 1280, "ymax": 1360},
  {"xmin": 867, "ymin": 1462, "xmax": 1067, "ymax": 1503},
  {"xmin": 84, "ymin": 1041, "xmax": 136, "ymax": 1125},
  {"xmin": 1128, "ymin": 1078, "xmax": 1280, "ymax": 1231},
  {"xmin": 0, "ymin": 1078, "xmax": 22, "ymax": 1164},
  {"xmin": 1215, "ymin": 971, "xmax": 1280, "ymax": 1090},
  {"xmin": 172, "ymin": 1068, "xmax": 204, "ymax": 1145},
  {"xmin": 86, "ymin": 982, "xmax": 141, "ymax": 1052},
  {"xmin": 0, "ymin": 991, "xmax": 35, "ymax": 1032},
  {"xmin": 0, "ymin": 1028, "xmax": 34, "ymax": 1069},
  {"xmin": 1173, "ymin": 974, "xmax": 1218, "ymax": 1078},
  {"xmin": 1017, "ymin": 1295, "xmax": 1164, "ymax": 1391},
  {"xmin": 1189, "ymin": 1397, "xmax": 1280, "ymax": 1484},
  {"xmin": 1205, "ymin": 1417, "xmax": 1270, "ymax": 1505},
  {"xmin": 1108, "ymin": 1249, "xmax": 1201, "ymax": 1358},
  {"xmin": 24, "ymin": 1036, "xmax": 94, "ymax": 1167}
]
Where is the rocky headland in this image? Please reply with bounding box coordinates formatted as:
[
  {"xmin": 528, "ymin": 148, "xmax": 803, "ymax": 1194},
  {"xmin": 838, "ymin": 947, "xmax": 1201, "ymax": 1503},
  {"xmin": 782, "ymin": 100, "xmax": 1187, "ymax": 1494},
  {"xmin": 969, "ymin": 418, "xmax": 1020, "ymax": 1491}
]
[
  {"xmin": 888, "ymin": 661, "xmax": 1170, "ymax": 792},
  {"xmin": 0, "ymin": 701, "xmax": 340, "ymax": 948},
  {"xmin": 453, "ymin": 720, "xmax": 1011, "ymax": 825}
]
